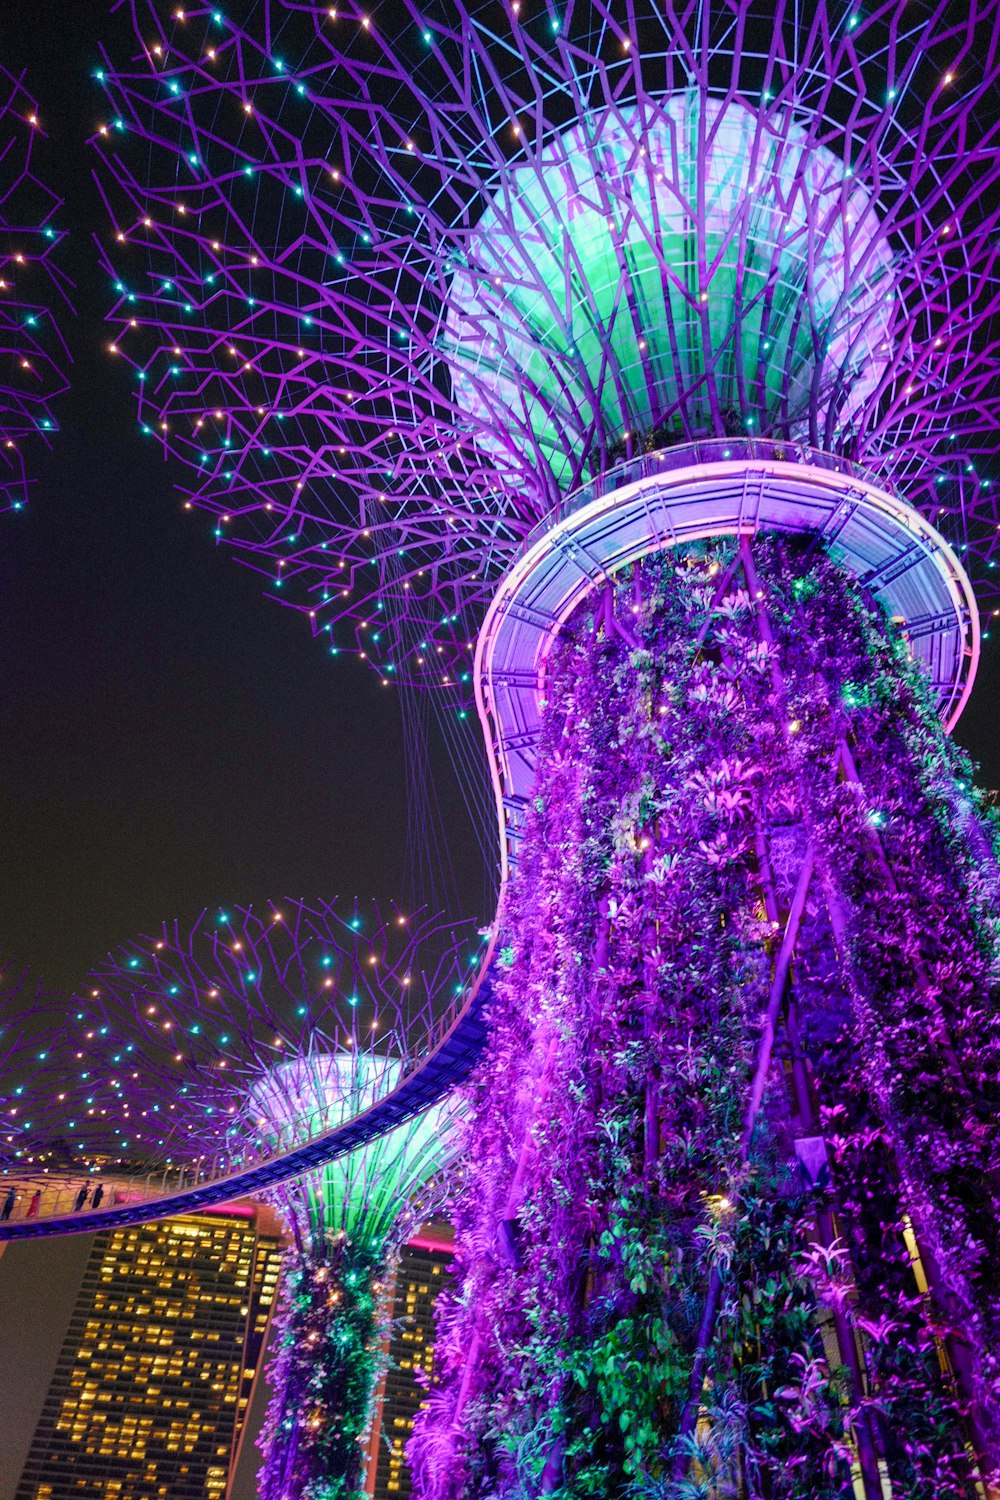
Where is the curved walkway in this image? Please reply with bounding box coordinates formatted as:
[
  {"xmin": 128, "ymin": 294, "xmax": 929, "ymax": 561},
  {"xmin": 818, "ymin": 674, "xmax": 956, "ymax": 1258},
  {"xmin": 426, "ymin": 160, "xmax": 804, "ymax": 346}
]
[
  {"xmin": 0, "ymin": 975, "xmax": 491, "ymax": 1239},
  {"xmin": 4, "ymin": 441, "xmax": 973, "ymax": 1240}
]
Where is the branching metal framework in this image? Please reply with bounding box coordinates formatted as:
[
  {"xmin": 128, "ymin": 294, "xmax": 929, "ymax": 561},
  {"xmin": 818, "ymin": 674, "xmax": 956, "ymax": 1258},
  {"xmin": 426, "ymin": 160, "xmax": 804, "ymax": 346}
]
[
  {"xmin": 94, "ymin": 0, "xmax": 1000, "ymax": 697},
  {"xmin": 2, "ymin": 903, "xmax": 472, "ymax": 1500},
  {"xmin": 87, "ymin": 6, "xmax": 1000, "ymax": 1493},
  {"xmin": 0, "ymin": 899, "xmax": 478, "ymax": 1202},
  {"xmin": 0, "ymin": 964, "xmax": 70, "ymax": 1177},
  {"xmin": 0, "ymin": 66, "xmax": 72, "ymax": 510}
]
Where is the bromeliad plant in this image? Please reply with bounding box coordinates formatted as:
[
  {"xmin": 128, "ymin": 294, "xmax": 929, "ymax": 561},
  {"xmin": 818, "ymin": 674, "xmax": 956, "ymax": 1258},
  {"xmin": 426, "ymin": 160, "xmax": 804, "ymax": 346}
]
[{"xmin": 413, "ymin": 539, "xmax": 1000, "ymax": 1500}]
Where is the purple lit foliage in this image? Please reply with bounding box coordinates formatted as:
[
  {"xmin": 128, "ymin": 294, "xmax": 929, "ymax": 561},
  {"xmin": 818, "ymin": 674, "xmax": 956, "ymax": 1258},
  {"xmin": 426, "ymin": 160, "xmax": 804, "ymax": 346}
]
[
  {"xmin": 412, "ymin": 543, "xmax": 1000, "ymax": 1499},
  {"xmin": 0, "ymin": 67, "xmax": 72, "ymax": 511},
  {"xmin": 94, "ymin": 0, "xmax": 1000, "ymax": 694}
]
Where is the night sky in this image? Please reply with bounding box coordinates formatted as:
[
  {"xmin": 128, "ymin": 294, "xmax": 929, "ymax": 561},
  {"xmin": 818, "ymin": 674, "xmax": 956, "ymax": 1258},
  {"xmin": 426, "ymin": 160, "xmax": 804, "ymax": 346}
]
[
  {"xmin": 2, "ymin": 1, "xmax": 1000, "ymax": 1490},
  {"xmin": 0, "ymin": 7, "xmax": 998, "ymax": 979},
  {"xmin": 0, "ymin": 0, "xmax": 488, "ymax": 991}
]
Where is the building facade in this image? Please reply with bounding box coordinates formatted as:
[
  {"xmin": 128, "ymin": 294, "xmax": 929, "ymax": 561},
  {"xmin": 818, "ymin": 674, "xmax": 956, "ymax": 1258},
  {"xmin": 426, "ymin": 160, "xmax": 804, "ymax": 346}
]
[
  {"xmin": 368, "ymin": 1235, "xmax": 454, "ymax": 1500},
  {"xmin": 14, "ymin": 1207, "xmax": 282, "ymax": 1500}
]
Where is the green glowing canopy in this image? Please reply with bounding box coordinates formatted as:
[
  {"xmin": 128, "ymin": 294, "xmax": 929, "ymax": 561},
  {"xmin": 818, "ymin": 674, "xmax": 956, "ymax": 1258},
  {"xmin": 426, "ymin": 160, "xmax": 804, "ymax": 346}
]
[
  {"xmin": 248, "ymin": 1052, "xmax": 459, "ymax": 1245},
  {"xmin": 447, "ymin": 89, "xmax": 894, "ymax": 486}
]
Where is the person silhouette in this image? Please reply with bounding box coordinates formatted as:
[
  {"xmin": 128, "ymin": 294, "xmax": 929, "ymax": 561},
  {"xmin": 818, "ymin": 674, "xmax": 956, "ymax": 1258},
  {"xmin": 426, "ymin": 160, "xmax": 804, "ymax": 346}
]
[
  {"xmin": 25, "ymin": 1190, "xmax": 41, "ymax": 1219},
  {"xmin": 1, "ymin": 1187, "xmax": 15, "ymax": 1221},
  {"xmin": 74, "ymin": 1184, "xmax": 89, "ymax": 1212},
  {"xmin": 91, "ymin": 1182, "xmax": 105, "ymax": 1211}
]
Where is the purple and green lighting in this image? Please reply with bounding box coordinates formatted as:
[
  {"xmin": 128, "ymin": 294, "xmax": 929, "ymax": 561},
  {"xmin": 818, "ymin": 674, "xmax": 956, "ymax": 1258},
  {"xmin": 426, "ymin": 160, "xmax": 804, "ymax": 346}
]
[
  {"xmin": 83, "ymin": 0, "xmax": 1000, "ymax": 1494},
  {"xmin": 54, "ymin": 898, "xmax": 471, "ymax": 1500}
]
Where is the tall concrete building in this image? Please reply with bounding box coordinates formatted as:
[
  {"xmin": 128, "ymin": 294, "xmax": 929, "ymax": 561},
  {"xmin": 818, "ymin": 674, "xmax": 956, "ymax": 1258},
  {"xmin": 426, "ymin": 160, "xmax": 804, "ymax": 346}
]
[
  {"xmin": 367, "ymin": 1232, "xmax": 454, "ymax": 1500},
  {"xmin": 8, "ymin": 1206, "xmax": 283, "ymax": 1500},
  {"xmin": 0, "ymin": 1212, "xmax": 452, "ymax": 1500}
]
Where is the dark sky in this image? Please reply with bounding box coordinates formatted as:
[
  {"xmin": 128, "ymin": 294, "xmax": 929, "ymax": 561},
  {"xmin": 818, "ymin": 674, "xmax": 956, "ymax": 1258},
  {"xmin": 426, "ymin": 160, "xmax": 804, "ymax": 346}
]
[
  {"xmin": 0, "ymin": 0, "xmax": 488, "ymax": 990},
  {"xmin": 0, "ymin": 0, "xmax": 998, "ymax": 995}
]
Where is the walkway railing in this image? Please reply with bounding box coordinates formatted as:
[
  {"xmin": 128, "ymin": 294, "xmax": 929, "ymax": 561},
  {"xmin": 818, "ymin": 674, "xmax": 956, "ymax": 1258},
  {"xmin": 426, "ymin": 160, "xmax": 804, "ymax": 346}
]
[{"xmin": 522, "ymin": 439, "xmax": 890, "ymax": 559}]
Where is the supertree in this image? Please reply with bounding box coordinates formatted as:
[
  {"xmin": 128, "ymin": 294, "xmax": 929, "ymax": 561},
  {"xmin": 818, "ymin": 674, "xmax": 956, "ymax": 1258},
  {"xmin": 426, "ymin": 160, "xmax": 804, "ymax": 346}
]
[
  {"xmin": 93, "ymin": 4, "xmax": 1000, "ymax": 1496},
  {"xmin": 69, "ymin": 898, "xmax": 475, "ymax": 1500},
  {"xmin": 0, "ymin": 65, "xmax": 72, "ymax": 511}
]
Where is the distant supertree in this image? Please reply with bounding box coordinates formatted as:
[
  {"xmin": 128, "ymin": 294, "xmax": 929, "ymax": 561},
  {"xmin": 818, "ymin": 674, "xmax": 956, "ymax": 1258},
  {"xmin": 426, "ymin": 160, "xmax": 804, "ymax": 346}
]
[
  {"xmin": 0, "ymin": 67, "xmax": 72, "ymax": 511},
  {"xmin": 250, "ymin": 1054, "xmax": 459, "ymax": 1500},
  {"xmin": 94, "ymin": 4, "xmax": 1000, "ymax": 1497},
  {"xmin": 73, "ymin": 898, "xmax": 475, "ymax": 1500}
]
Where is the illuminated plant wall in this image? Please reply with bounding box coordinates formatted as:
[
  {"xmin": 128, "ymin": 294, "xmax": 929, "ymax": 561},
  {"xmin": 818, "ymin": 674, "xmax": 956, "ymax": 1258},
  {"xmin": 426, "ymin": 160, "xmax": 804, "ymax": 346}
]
[{"xmin": 414, "ymin": 539, "xmax": 1000, "ymax": 1500}]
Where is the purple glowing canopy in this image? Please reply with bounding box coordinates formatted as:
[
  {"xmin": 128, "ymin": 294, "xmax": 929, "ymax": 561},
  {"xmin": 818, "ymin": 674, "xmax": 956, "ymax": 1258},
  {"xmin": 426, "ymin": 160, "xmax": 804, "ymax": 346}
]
[
  {"xmin": 0, "ymin": 66, "xmax": 72, "ymax": 511},
  {"xmin": 93, "ymin": 0, "xmax": 1000, "ymax": 701}
]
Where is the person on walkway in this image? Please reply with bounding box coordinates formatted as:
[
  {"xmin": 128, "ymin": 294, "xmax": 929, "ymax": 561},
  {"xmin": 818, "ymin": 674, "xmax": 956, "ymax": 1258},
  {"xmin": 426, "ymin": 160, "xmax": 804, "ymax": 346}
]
[
  {"xmin": 1, "ymin": 1187, "xmax": 15, "ymax": 1221},
  {"xmin": 91, "ymin": 1182, "xmax": 104, "ymax": 1210},
  {"xmin": 74, "ymin": 1184, "xmax": 89, "ymax": 1212},
  {"xmin": 25, "ymin": 1190, "xmax": 41, "ymax": 1219}
]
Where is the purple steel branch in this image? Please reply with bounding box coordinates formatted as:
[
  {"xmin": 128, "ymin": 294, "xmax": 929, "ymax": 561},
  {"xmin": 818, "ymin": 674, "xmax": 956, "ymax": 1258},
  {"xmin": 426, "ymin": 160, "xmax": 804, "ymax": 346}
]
[{"xmin": 92, "ymin": 0, "xmax": 1000, "ymax": 697}]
